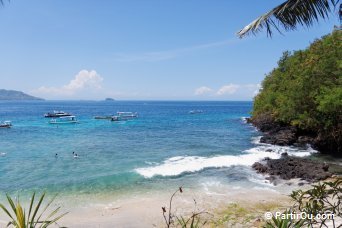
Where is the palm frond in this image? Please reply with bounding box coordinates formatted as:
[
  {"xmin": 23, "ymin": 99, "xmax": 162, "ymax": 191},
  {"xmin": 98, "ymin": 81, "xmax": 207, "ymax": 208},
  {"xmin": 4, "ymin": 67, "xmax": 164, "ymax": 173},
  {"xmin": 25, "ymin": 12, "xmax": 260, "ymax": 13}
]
[
  {"xmin": 237, "ymin": 0, "xmax": 340, "ymax": 38},
  {"xmin": 0, "ymin": 192, "xmax": 67, "ymax": 228}
]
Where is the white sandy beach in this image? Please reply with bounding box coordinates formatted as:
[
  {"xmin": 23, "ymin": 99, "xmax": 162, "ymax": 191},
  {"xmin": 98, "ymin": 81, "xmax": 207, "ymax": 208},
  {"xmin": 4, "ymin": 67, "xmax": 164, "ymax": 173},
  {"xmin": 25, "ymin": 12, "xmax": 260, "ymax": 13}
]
[{"xmin": 56, "ymin": 184, "xmax": 295, "ymax": 228}]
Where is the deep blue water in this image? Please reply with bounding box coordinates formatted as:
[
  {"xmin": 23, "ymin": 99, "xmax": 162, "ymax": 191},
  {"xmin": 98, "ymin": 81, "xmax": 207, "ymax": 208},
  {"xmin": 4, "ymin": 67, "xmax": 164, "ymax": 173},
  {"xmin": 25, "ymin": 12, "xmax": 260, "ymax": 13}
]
[{"xmin": 0, "ymin": 101, "xmax": 263, "ymax": 195}]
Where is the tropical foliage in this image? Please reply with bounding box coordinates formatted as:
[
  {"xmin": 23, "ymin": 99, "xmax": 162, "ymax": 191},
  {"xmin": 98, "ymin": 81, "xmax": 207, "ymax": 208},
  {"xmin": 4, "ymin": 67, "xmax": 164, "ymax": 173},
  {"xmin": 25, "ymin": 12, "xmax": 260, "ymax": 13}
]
[
  {"xmin": 238, "ymin": 0, "xmax": 341, "ymax": 38},
  {"xmin": 0, "ymin": 192, "xmax": 67, "ymax": 228},
  {"xmin": 265, "ymin": 178, "xmax": 342, "ymax": 228},
  {"xmin": 252, "ymin": 30, "xmax": 342, "ymax": 154}
]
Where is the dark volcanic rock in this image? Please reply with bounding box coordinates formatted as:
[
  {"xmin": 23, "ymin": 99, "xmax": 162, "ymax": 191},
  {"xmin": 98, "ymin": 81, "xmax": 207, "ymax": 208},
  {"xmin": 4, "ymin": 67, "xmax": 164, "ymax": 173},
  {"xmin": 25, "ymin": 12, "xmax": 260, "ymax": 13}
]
[
  {"xmin": 250, "ymin": 113, "xmax": 280, "ymax": 132},
  {"xmin": 252, "ymin": 156, "xmax": 332, "ymax": 183},
  {"xmin": 260, "ymin": 128, "xmax": 297, "ymax": 146},
  {"xmin": 296, "ymin": 136, "xmax": 314, "ymax": 145},
  {"xmin": 252, "ymin": 162, "xmax": 268, "ymax": 173},
  {"xmin": 249, "ymin": 113, "xmax": 341, "ymax": 155}
]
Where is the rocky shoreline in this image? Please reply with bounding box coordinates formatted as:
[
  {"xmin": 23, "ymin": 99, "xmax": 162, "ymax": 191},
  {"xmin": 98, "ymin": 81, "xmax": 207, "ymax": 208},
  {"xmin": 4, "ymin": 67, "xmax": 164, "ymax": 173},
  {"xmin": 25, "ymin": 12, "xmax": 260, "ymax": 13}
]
[
  {"xmin": 246, "ymin": 113, "xmax": 341, "ymax": 154},
  {"xmin": 252, "ymin": 154, "xmax": 332, "ymax": 185},
  {"xmin": 246, "ymin": 114, "xmax": 342, "ymax": 184}
]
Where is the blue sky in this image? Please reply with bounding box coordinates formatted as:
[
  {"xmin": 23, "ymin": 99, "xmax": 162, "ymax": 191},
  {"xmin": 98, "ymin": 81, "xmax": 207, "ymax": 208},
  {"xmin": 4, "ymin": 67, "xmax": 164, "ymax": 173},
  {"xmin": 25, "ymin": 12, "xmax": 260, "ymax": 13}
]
[{"xmin": 0, "ymin": 1, "xmax": 339, "ymax": 100}]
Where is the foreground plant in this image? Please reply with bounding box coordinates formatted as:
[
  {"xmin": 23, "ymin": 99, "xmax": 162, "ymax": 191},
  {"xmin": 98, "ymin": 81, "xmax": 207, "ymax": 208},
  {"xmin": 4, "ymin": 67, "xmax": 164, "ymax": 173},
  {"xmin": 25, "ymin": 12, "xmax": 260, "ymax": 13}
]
[
  {"xmin": 265, "ymin": 178, "xmax": 342, "ymax": 228},
  {"xmin": 0, "ymin": 192, "xmax": 67, "ymax": 228},
  {"xmin": 162, "ymin": 187, "xmax": 211, "ymax": 228}
]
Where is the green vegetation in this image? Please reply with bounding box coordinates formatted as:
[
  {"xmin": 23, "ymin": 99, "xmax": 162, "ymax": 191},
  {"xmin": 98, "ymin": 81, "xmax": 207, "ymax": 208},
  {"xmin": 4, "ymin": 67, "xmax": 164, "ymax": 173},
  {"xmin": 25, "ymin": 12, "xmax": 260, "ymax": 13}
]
[
  {"xmin": 252, "ymin": 30, "xmax": 342, "ymax": 154},
  {"xmin": 265, "ymin": 178, "xmax": 342, "ymax": 228},
  {"xmin": 0, "ymin": 192, "xmax": 67, "ymax": 228},
  {"xmin": 163, "ymin": 179, "xmax": 341, "ymax": 227},
  {"xmin": 238, "ymin": 0, "xmax": 341, "ymax": 38}
]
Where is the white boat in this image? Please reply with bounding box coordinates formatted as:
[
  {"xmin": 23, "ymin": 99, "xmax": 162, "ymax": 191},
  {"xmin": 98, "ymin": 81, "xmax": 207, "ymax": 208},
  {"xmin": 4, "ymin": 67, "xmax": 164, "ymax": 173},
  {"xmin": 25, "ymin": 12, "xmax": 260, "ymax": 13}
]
[
  {"xmin": 0, "ymin": 121, "xmax": 12, "ymax": 128},
  {"xmin": 189, "ymin": 110, "xmax": 203, "ymax": 114},
  {"xmin": 117, "ymin": 112, "xmax": 138, "ymax": 118},
  {"xmin": 44, "ymin": 111, "xmax": 72, "ymax": 118},
  {"xmin": 49, "ymin": 116, "xmax": 78, "ymax": 124}
]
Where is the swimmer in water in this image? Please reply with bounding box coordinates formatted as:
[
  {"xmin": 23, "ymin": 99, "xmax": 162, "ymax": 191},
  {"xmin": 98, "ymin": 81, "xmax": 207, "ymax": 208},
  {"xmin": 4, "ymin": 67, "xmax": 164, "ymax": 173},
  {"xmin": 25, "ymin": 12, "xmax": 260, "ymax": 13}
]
[
  {"xmin": 74, "ymin": 153, "xmax": 79, "ymax": 158},
  {"xmin": 55, "ymin": 153, "xmax": 58, "ymax": 158}
]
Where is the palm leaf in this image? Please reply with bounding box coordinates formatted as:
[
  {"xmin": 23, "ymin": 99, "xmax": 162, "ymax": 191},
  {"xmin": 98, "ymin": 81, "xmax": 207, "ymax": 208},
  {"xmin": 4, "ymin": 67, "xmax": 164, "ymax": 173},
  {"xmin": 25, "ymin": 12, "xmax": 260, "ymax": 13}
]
[
  {"xmin": 41, "ymin": 212, "xmax": 68, "ymax": 228},
  {"xmin": 237, "ymin": 0, "xmax": 340, "ymax": 38},
  {"xmin": 0, "ymin": 192, "xmax": 67, "ymax": 228},
  {"xmin": 15, "ymin": 203, "xmax": 25, "ymax": 228},
  {"xmin": 30, "ymin": 192, "xmax": 46, "ymax": 225},
  {"xmin": 0, "ymin": 203, "xmax": 15, "ymax": 222},
  {"xmin": 27, "ymin": 192, "xmax": 36, "ymax": 227},
  {"xmin": 35, "ymin": 194, "xmax": 56, "ymax": 224}
]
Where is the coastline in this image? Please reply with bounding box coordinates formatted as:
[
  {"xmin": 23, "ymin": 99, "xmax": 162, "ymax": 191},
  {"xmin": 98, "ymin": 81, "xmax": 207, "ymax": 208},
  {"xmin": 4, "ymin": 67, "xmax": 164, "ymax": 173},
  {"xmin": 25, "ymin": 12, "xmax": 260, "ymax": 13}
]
[
  {"xmin": 1, "ymin": 103, "xmax": 340, "ymax": 227},
  {"xmin": 55, "ymin": 183, "xmax": 295, "ymax": 227}
]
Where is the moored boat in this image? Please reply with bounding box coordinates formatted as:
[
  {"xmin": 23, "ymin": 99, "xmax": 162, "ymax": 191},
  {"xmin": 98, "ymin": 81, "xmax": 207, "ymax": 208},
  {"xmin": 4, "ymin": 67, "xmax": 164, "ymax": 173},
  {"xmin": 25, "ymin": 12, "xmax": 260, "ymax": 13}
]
[
  {"xmin": 44, "ymin": 111, "xmax": 72, "ymax": 118},
  {"xmin": 189, "ymin": 110, "xmax": 203, "ymax": 114},
  {"xmin": 0, "ymin": 121, "xmax": 12, "ymax": 128},
  {"xmin": 49, "ymin": 116, "xmax": 78, "ymax": 124},
  {"xmin": 117, "ymin": 112, "xmax": 138, "ymax": 119},
  {"xmin": 111, "ymin": 116, "xmax": 121, "ymax": 121},
  {"xmin": 94, "ymin": 116, "xmax": 113, "ymax": 120}
]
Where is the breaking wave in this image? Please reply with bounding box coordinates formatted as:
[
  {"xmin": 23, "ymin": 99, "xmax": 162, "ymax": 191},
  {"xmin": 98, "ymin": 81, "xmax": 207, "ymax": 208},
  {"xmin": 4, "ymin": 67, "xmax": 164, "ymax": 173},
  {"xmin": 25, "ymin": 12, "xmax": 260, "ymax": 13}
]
[{"xmin": 135, "ymin": 136, "xmax": 317, "ymax": 178}]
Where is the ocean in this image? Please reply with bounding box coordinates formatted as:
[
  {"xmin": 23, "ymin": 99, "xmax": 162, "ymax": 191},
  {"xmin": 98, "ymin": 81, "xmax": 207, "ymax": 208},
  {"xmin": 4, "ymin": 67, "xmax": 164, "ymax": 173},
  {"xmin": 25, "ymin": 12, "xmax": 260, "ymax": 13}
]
[{"xmin": 0, "ymin": 101, "xmax": 316, "ymax": 200}]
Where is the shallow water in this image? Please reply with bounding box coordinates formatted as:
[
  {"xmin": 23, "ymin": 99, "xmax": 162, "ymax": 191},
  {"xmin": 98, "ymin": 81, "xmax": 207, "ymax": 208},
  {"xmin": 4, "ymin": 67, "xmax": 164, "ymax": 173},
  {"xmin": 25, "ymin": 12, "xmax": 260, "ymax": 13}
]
[{"xmin": 0, "ymin": 101, "xmax": 316, "ymax": 200}]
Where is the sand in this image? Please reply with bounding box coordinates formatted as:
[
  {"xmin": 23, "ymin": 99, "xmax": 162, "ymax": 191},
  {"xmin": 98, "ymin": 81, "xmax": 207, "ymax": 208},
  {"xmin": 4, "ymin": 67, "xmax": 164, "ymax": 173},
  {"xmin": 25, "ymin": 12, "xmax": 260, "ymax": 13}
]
[{"xmin": 54, "ymin": 185, "xmax": 294, "ymax": 228}]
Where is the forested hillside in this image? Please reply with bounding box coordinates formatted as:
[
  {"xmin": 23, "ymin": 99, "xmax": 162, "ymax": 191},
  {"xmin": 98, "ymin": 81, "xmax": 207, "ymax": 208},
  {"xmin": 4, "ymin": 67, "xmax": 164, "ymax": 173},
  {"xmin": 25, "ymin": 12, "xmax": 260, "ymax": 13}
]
[{"xmin": 252, "ymin": 30, "xmax": 341, "ymax": 154}]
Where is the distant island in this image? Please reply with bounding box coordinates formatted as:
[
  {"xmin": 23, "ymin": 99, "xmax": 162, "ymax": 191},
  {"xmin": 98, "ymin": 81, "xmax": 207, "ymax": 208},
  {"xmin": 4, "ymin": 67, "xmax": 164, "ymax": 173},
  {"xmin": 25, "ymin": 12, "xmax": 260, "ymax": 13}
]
[
  {"xmin": 0, "ymin": 89, "xmax": 44, "ymax": 100},
  {"xmin": 105, "ymin": 98, "xmax": 115, "ymax": 101}
]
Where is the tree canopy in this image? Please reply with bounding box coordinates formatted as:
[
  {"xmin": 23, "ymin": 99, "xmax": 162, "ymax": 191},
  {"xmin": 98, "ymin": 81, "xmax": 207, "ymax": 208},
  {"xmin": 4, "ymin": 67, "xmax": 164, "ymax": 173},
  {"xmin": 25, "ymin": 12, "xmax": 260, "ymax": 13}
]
[{"xmin": 253, "ymin": 30, "xmax": 342, "ymax": 153}]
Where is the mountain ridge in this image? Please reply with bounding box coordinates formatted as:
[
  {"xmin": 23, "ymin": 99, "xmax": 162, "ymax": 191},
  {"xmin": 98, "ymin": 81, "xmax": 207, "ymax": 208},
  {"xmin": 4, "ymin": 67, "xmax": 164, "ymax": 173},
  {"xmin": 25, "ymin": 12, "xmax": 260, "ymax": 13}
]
[{"xmin": 0, "ymin": 89, "xmax": 44, "ymax": 100}]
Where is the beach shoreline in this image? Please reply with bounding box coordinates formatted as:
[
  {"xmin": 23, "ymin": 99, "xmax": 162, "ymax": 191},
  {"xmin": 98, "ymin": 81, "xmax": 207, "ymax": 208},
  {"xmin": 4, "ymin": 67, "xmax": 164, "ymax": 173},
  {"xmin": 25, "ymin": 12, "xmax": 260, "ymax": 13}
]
[{"xmin": 53, "ymin": 182, "xmax": 297, "ymax": 227}]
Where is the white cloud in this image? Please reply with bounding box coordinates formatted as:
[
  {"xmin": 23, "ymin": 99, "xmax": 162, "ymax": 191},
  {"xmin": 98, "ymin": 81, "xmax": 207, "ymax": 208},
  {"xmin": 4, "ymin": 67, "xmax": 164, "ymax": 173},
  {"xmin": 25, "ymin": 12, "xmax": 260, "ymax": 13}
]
[
  {"xmin": 216, "ymin": 84, "xmax": 240, "ymax": 95},
  {"xmin": 34, "ymin": 70, "xmax": 103, "ymax": 97},
  {"xmin": 192, "ymin": 83, "xmax": 261, "ymax": 100},
  {"xmin": 194, "ymin": 86, "xmax": 213, "ymax": 95}
]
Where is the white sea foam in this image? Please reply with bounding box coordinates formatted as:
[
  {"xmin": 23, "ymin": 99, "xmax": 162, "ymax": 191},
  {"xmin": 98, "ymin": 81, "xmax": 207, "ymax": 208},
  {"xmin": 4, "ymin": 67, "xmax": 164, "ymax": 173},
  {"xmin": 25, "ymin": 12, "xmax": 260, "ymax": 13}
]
[
  {"xmin": 135, "ymin": 136, "xmax": 318, "ymax": 178},
  {"xmin": 136, "ymin": 151, "xmax": 280, "ymax": 178},
  {"xmin": 240, "ymin": 117, "xmax": 249, "ymax": 124}
]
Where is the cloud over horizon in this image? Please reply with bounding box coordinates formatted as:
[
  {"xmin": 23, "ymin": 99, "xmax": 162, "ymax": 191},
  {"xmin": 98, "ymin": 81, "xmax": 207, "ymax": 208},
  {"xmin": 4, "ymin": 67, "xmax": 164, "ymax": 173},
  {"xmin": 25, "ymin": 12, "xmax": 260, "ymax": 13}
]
[
  {"xmin": 194, "ymin": 86, "xmax": 213, "ymax": 95},
  {"xmin": 33, "ymin": 70, "xmax": 104, "ymax": 98},
  {"xmin": 194, "ymin": 83, "xmax": 260, "ymax": 99},
  {"xmin": 216, "ymin": 84, "xmax": 240, "ymax": 95}
]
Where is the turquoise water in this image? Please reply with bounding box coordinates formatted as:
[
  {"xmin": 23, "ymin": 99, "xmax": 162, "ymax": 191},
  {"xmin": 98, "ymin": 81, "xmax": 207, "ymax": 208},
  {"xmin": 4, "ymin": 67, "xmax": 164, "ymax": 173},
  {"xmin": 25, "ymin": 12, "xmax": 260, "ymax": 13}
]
[{"xmin": 0, "ymin": 101, "xmax": 314, "ymax": 197}]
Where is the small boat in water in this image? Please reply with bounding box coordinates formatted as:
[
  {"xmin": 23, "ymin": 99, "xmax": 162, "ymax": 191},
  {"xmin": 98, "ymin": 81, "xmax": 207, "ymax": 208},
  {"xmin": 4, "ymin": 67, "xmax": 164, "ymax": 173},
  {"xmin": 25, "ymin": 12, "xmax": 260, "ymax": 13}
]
[
  {"xmin": 44, "ymin": 111, "xmax": 72, "ymax": 118},
  {"xmin": 189, "ymin": 110, "xmax": 203, "ymax": 114},
  {"xmin": 94, "ymin": 116, "xmax": 113, "ymax": 120},
  {"xmin": 117, "ymin": 112, "xmax": 138, "ymax": 118},
  {"xmin": 111, "ymin": 116, "xmax": 122, "ymax": 121},
  {"xmin": 0, "ymin": 121, "xmax": 12, "ymax": 128},
  {"xmin": 49, "ymin": 116, "xmax": 78, "ymax": 124}
]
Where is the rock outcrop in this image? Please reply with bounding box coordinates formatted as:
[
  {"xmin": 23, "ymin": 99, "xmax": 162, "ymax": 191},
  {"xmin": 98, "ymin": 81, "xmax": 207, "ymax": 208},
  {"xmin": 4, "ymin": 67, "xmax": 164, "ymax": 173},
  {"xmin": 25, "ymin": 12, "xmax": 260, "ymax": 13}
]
[{"xmin": 252, "ymin": 155, "xmax": 332, "ymax": 183}]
